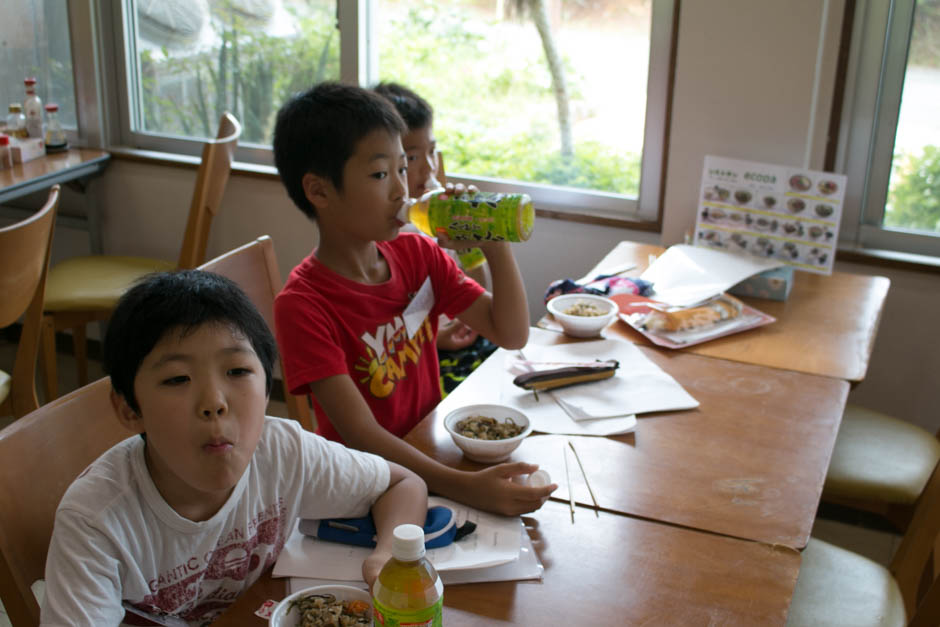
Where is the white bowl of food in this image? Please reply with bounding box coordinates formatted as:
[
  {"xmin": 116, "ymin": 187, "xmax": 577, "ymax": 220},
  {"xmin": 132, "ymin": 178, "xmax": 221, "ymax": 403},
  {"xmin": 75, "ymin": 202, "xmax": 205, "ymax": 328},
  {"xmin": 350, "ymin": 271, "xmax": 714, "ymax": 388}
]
[
  {"xmin": 546, "ymin": 294, "xmax": 619, "ymax": 338},
  {"xmin": 269, "ymin": 584, "xmax": 372, "ymax": 626},
  {"xmin": 443, "ymin": 404, "xmax": 533, "ymax": 464}
]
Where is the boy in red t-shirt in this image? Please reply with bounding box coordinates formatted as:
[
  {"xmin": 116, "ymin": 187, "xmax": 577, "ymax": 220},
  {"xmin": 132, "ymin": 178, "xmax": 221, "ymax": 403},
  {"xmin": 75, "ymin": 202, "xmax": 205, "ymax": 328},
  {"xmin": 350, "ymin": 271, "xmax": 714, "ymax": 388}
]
[{"xmin": 272, "ymin": 82, "xmax": 556, "ymax": 516}]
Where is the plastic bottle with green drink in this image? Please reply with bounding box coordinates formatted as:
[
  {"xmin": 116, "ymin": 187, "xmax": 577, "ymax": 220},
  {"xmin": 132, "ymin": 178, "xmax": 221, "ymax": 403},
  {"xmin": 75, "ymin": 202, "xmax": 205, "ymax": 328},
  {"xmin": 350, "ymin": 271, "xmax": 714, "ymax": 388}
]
[
  {"xmin": 372, "ymin": 523, "xmax": 443, "ymax": 627},
  {"xmin": 401, "ymin": 188, "xmax": 535, "ymax": 271}
]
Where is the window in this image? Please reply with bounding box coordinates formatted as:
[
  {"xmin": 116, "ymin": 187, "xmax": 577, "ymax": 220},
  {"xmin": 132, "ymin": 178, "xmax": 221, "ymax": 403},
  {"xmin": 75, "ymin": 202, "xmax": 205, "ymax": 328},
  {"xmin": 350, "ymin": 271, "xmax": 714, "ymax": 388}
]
[
  {"xmin": 838, "ymin": 0, "xmax": 940, "ymax": 257},
  {"xmin": 113, "ymin": 0, "xmax": 338, "ymax": 161},
  {"xmin": 106, "ymin": 0, "xmax": 675, "ymax": 220},
  {"xmin": 376, "ymin": 0, "xmax": 673, "ymax": 219},
  {"xmin": 0, "ymin": 0, "xmax": 77, "ymax": 129}
]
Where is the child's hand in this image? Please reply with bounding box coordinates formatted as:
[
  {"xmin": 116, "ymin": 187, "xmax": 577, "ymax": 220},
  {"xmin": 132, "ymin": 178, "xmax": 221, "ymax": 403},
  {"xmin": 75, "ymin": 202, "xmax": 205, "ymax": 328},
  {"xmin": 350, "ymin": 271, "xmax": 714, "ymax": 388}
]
[
  {"xmin": 437, "ymin": 318, "xmax": 479, "ymax": 351},
  {"xmin": 437, "ymin": 182, "xmax": 479, "ymax": 200},
  {"xmin": 462, "ymin": 463, "xmax": 557, "ymax": 516},
  {"xmin": 362, "ymin": 549, "xmax": 392, "ymax": 590}
]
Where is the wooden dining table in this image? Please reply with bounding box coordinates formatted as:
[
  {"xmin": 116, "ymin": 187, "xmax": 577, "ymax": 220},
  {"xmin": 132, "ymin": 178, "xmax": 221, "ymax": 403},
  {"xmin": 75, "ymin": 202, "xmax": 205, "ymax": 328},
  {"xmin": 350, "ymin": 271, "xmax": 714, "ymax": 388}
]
[
  {"xmin": 407, "ymin": 330, "xmax": 849, "ymax": 550},
  {"xmin": 0, "ymin": 147, "xmax": 110, "ymax": 253},
  {"xmin": 212, "ymin": 240, "xmax": 887, "ymax": 624},
  {"xmin": 216, "ymin": 329, "xmax": 847, "ymax": 624},
  {"xmin": 539, "ymin": 241, "xmax": 890, "ymax": 383},
  {"xmin": 214, "ymin": 501, "xmax": 801, "ymax": 626}
]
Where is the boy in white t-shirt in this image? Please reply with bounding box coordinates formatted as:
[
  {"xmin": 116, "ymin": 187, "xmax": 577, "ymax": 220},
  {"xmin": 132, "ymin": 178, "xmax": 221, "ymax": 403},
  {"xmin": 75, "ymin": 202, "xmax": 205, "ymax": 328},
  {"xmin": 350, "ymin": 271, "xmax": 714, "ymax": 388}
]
[{"xmin": 40, "ymin": 270, "xmax": 426, "ymax": 626}]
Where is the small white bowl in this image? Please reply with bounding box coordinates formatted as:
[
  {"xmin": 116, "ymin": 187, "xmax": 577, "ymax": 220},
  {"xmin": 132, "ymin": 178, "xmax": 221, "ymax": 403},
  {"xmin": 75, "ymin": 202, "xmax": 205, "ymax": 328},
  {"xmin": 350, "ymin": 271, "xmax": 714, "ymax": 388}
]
[
  {"xmin": 269, "ymin": 584, "xmax": 371, "ymax": 627},
  {"xmin": 443, "ymin": 404, "xmax": 533, "ymax": 463},
  {"xmin": 546, "ymin": 294, "xmax": 619, "ymax": 338}
]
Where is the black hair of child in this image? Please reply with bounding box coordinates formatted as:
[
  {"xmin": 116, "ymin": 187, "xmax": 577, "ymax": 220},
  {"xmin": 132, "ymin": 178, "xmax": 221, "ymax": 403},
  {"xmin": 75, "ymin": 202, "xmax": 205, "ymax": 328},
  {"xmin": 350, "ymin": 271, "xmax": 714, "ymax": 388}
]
[
  {"xmin": 272, "ymin": 81, "xmax": 407, "ymax": 220},
  {"xmin": 103, "ymin": 270, "xmax": 278, "ymax": 414},
  {"xmin": 372, "ymin": 82, "xmax": 434, "ymax": 132}
]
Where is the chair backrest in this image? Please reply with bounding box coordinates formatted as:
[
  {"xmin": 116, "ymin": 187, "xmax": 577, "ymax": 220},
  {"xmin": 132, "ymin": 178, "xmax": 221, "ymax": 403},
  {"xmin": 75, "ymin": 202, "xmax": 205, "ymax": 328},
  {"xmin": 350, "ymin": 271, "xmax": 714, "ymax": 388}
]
[
  {"xmin": 176, "ymin": 112, "xmax": 242, "ymax": 269},
  {"xmin": 892, "ymin": 458, "xmax": 940, "ymax": 626},
  {"xmin": 0, "ymin": 378, "xmax": 131, "ymax": 626},
  {"xmin": 197, "ymin": 236, "xmax": 314, "ymax": 431},
  {"xmin": 0, "ymin": 185, "xmax": 59, "ymax": 417}
]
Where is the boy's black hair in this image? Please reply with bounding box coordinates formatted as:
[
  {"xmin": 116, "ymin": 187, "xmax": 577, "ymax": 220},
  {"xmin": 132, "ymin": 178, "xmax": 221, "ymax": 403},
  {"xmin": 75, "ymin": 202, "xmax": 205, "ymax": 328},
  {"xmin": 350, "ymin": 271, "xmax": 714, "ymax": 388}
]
[
  {"xmin": 272, "ymin": 81, "xmax": 407, "ymax": 220},
  {"xmin": 104, "ymin": 270, "xmax": 278, "ymax": 414},
  {"xmin": 372, "ymin": 82, "xmax": 434, "ymax": 132}
]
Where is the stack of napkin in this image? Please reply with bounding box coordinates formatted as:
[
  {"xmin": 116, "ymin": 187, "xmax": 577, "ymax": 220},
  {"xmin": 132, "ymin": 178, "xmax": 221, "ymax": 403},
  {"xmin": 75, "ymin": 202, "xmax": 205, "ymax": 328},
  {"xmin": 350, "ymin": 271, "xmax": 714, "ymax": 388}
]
[
  {"xmin": 500, "ymin": 328, "xmax": 699, "ymax": 436},
  {"xmin": 272, "ymin": 497, "xmax": 544, "ymax": 592}
]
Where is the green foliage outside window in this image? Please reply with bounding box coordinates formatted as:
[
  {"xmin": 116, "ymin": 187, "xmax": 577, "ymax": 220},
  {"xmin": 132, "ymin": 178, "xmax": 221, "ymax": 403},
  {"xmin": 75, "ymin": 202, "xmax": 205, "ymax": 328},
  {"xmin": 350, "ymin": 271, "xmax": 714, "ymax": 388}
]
[
  {"xmin": 137, "ymin": 0, "xmax": 641, "ymax": 196},
  {"xmin": 886, "ymin": 145, "xmax": 940, "ymax": 233}
]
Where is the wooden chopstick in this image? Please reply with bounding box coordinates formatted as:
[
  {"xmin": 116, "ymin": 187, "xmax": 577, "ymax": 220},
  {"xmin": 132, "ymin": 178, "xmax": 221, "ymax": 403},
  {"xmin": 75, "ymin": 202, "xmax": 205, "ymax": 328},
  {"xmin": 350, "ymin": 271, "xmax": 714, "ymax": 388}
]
[
  {"xmin": 563, "ymin": 444, "xmax": 575, "ymax": 523},
  {"xmin": 568, "ymin": 440, "xmax": 600, "ymax": 517}
]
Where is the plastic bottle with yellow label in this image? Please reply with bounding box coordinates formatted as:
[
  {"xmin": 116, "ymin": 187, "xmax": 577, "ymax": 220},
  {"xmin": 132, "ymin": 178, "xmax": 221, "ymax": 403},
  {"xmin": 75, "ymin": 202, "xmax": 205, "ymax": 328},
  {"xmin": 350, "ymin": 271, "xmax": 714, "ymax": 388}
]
[
  {"xmin": 372, "ymin": 524, "xmax": 443, "ymax": 627},
  {"xmin": 403, "ymin": 188, "xmax": 535, "ymax": 271}
]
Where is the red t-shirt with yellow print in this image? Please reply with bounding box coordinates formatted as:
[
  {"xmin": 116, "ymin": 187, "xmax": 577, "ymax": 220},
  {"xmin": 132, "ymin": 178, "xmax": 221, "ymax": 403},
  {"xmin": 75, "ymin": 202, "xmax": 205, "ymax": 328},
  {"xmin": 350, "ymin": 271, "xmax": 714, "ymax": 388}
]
[{"xmin": 275, "ymin": 233, "xmax": 485, "ymax": 442}]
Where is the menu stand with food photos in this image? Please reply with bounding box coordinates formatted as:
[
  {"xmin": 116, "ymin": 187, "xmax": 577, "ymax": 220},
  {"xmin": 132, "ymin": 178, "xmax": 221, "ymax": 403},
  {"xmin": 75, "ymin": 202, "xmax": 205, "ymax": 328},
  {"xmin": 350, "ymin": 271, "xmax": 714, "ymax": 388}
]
[{"xmin": 695, "ymin": 155, "xmax": 846, "ymax": 275}]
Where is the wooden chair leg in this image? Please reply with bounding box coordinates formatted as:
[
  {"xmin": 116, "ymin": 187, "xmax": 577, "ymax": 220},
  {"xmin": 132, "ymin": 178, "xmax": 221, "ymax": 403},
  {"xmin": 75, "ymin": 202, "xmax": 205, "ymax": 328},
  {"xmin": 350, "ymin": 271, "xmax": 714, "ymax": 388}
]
[
  {"xmin": 73, "ymin": 325, "xmax": 88, "ymax": 387},
  {"xmin": 39, "ymin": 315, "xmax": 58, "ymax": 402}
]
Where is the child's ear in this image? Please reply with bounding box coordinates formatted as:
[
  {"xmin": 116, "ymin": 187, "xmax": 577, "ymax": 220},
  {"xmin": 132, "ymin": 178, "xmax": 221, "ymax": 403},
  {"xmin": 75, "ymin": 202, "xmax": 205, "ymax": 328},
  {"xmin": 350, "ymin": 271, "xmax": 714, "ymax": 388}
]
[
  {"xmin": 302, "ymin": 172, "xmax": 332, "ymax": 212},
  {"xmin": 111, "ymin": 388, "xmax": 145, "ymax": 434}
]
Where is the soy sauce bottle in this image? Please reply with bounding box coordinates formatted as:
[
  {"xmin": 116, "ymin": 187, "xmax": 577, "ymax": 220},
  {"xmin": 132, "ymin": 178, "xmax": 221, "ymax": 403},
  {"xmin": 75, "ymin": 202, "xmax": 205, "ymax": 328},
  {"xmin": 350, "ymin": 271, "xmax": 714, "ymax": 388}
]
[{"xmin": 372, "ymin": 524, "xmax": 443, "ymax": 627}]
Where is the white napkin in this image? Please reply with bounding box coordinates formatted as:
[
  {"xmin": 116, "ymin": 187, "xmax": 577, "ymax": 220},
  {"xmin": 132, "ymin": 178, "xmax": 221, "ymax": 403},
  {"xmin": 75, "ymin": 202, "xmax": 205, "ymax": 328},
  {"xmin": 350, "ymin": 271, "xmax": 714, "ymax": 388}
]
[
  {"xmin": 272, "ymin": 497, "xmax": 521, "ymax": 580},
  {"xmin": 505, "ymin": 334, "xmax": 699, "ymax": 423}
]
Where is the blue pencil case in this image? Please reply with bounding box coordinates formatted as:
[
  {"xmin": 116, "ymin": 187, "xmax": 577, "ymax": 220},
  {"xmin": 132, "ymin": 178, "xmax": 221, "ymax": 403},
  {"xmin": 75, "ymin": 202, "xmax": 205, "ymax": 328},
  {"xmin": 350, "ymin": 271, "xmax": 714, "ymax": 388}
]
[{"xmin": 298, "ymin": 505, "xmax": 465, "ymax": 549}]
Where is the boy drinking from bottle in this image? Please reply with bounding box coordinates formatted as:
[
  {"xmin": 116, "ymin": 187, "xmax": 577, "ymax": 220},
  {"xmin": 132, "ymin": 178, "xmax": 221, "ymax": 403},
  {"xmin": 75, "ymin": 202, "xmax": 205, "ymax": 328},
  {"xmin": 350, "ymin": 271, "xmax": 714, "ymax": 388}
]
[{"xmin": 272, "ymin": 82, "xmax": 556, "ymax": 516}]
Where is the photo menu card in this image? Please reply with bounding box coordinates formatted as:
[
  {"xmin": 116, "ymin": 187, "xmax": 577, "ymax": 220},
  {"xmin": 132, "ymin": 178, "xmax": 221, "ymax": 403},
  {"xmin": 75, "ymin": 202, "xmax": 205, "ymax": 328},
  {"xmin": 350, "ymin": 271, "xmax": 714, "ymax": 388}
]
[{"xmin": 694, "ymin": 155, "xmax": 847, "ymax": 275}]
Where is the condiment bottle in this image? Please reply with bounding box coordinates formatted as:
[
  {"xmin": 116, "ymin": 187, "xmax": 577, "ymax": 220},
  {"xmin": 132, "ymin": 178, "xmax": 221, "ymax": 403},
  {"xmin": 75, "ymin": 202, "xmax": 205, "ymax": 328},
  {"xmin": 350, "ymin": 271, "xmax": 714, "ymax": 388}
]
[
  {"xmin": 6, "ymin": 104, "xmax": 27, "ymax": 139},
  {"xmin": 44, "ymin": 104, "xmax": 68, "ymax": 153},
  {"xmin": 372, "ymin": 523, "xmax": 443, "ymax": 627},
  {"xmin": 402, "ymin": 189, "xmax": 534, "ymax": 270},
  {"xmin": 23, "ymin": 78, "xmax": 44, "ymax": 139},
  {"xmin": 0, "ymin": 135, "xmax": 12, "ymax": 169}
]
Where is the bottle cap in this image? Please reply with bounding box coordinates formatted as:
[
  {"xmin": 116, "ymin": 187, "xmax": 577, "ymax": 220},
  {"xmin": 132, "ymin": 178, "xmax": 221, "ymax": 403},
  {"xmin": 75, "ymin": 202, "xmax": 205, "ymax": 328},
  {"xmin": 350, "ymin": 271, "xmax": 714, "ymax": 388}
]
[
  {"xmin": 8, "ymin": 103, "xmax": 22, "ymax": 113},
  {"xmin": 527, "ymin": 469, "xmax": 552, "ymax": 488},
  {"xmin": 0, "ymin": 134, "xmax": 9, "ymax": 146},
  {"xmin": 24, "ymin": 77, "xmax": 37, "ymax": 86},
  {"xmin": 511, "ymin": 469, "xmax": 552, "ymax": 487},
  {"xmin": 391, "ymin": 523, "xmax": 426, "ymax": 561},
  {"xmin": 44, "ymin": 104, "xmax": 59, "ymax": 112}
]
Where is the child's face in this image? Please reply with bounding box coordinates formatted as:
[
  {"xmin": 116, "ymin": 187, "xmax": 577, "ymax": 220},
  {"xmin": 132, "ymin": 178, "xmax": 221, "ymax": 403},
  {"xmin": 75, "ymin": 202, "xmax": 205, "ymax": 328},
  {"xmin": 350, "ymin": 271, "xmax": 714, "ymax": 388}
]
[
  {"xmin": 124, "ymin": 322, "xmax": 267, "ymax": 520},
  {"xmin": 402, "ymin": 124, "xmax": 438, "ymax": 198},
  {"xmin": 321, "ymin": 129, "xmax": 409, "ymax": 242}
]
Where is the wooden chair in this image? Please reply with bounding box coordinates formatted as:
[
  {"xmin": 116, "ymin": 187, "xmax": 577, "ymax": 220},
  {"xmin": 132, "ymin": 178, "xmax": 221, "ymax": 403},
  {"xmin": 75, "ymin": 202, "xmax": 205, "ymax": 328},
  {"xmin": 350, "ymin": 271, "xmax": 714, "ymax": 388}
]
[
  {"xmin": 822, "ymin": 405, "xmax": 940, "ymax": 532},
  {"xmin": 0, "ymin": 186, "xmax": 59, "ymax": 419},
  {"xmin": 787, "ymin": 459, "xmax": 940, "ymax": 627},
  {"xmin": 0, "ymin": 378, "xmax": 132, "ymax": 626},
  {"xmin": 40, "ymin": 113, "xmax": 242, "ymax": 401},
  {"xmin": 197, "ymin": 236, "xmax": 314, "ymax": 431}
]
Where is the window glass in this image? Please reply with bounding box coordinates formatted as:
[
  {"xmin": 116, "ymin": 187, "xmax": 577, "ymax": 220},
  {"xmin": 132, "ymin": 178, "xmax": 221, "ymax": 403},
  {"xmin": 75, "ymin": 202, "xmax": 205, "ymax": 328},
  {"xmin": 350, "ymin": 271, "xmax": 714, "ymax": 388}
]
[
  {"xmin": 0, "ymin": 0, "xmax": 77, "ymax": 128},
  {"xmin": 884, "ymin": 2, "xmax": 940, "ymax": 234},
  {"xmin": 376, "ymin": 0, "xmax": 651, "ymax": 198},
  {"xmin": 131, "ymin": 0, "xmax": 338, "ymax": 145}
]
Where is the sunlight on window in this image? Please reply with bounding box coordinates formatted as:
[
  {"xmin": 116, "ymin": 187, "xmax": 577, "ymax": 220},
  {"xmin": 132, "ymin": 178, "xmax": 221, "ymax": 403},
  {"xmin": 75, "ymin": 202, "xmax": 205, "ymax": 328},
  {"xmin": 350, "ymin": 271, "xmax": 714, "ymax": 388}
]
[
  {"xmin": 377, "ymin": 0, "xmax": 651, "ymax": 197},
  {"xmin": 132, "ymin": 0, "xmax": 337, "ymax": 144},
  {"xmin": 0, "ymin": 0, "xmax": 76, "ymax": 128},
  {"xmin": 885, "ymin": 2, "xmax": 940, "ymax": 234}
]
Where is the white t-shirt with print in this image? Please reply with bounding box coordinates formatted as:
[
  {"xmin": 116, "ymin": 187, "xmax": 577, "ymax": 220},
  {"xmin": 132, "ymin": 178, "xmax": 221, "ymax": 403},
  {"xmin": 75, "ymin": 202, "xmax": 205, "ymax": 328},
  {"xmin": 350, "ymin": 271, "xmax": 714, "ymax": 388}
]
[{"xmin": 40, "ymin": 416, "xmax": 389, "ymax": 627}]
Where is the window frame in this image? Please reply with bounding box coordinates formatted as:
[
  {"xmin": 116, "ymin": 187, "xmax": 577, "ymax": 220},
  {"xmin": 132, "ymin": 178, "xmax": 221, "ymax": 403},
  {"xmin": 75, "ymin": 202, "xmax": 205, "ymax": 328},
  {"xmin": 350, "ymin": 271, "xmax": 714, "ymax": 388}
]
[
  {"xmin": 836, "ymin": 0, "xmax": 940, "ymax": 258},
  {"xmin": 91, "ymin": 0, "xmax": 674, "ymax": 223}
]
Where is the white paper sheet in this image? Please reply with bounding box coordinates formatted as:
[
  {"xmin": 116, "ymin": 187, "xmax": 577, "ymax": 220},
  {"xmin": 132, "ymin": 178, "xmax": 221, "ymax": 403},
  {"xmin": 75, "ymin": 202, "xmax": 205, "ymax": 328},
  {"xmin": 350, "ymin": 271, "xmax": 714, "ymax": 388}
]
[
  {"xmin": 272, "ymin": 497, "xmax": 522, "ymax": 581},
  {"xmin": 640, "ymin": 244, "xmax": 783, "ymax": 307},
  {"xmin": 287, "ymin": 525, "xmax": 543, "ymax": 592},
  {"xmin": 506, "ymin": 334, "xmax": 699, "ymax": 419}
]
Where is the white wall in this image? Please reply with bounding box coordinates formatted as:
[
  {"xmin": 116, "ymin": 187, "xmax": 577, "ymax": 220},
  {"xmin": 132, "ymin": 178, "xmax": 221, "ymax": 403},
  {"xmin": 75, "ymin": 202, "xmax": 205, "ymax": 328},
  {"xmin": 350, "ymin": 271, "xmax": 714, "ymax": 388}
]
[{"xmin": 42, "ymin": 0, "xmax": 939, "ymax": 433}]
